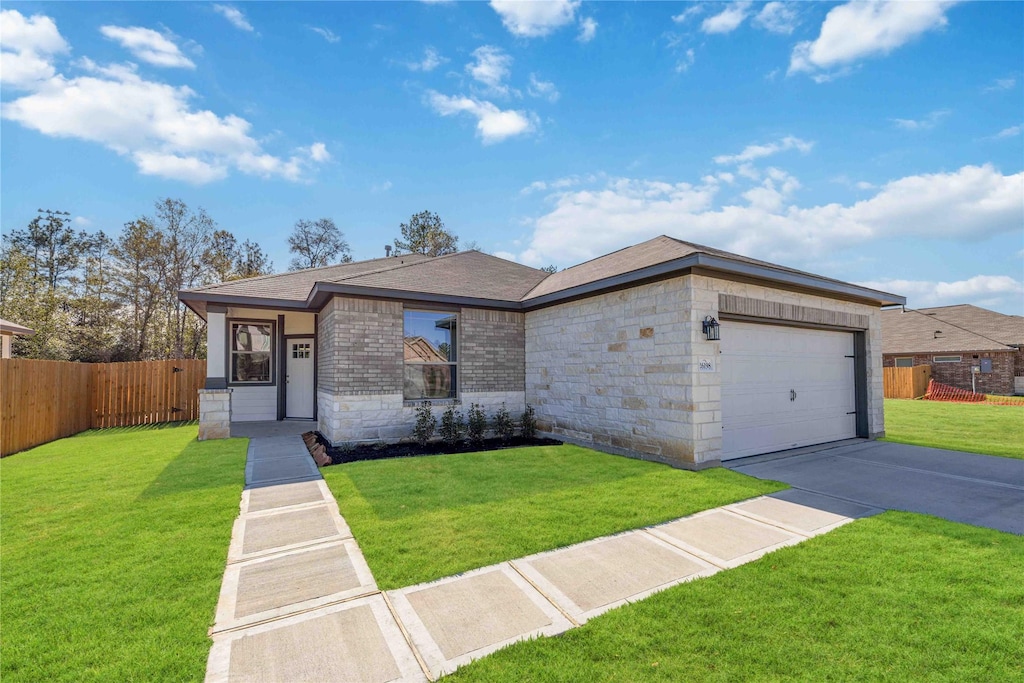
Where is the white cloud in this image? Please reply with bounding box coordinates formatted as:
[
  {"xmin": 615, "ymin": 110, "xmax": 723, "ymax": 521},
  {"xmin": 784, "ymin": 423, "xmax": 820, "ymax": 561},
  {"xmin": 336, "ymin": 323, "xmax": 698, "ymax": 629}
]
[
  {"xmin": 493, "ymin": 250, "xmax": 518, "ymax": 262},
  {"xmin": 857, "ymin": 275, "xmax": 1024, "ymax": 309},
  {"xmin": 790, "ymin": 1, "xmax": 959, "ymax": 78},
  {"xmin": 466, "ymin": 46, "xmax": 513, "ymax": 95},
  {"xmin": 404, "ymin": 47, "xmax": 447, "ymax": 72},
  {"xmin": 371, "ymin": 180, "xmax": 393, "ymax": 193},
  {"xmin": 490, "ymin": 0, "xmax": 580, "ymax": 38},
  {"xmin": 512, "ymin": 164, "xmax": 1022, "ymax": 269},
  {"xmin": 672, "ymin": 6, "xmax": 704, "ymax": 24},
  {"xmin": 212, "ymin": 5, "xmax": 254, "ymax": 33},
  {"xmin": 309, "ymin": 27, "xmax": 340, "ymax": 43},
  {"xmin": 1, "ymin": 13, "xmax": 327, "ymax": 185},
  {"xmin": 676, "ymin": 48, "xmax": 696, "ymax": 73},
  {"xmin": 891, "ymin": 109, "xmax": 950, "ymax": 131},
  {"xmin": 577, "ymin": 17, "xmax": 598, "ymax": 42},
  {"xmin": 856, "ymin": 181, "xmax": 876, "ymax": 190},
  {"xmin": 100, "ymin": 26, "xmax": 195, "ymax": 69},
  {"xmin": 425, "ymin": 91, "xmax": 536, "ymax": 144},
  {"xmin": 983, "ymin": 76, "xmax": 1016, "ymax": 93},
  {"xmin": 713, "ymin": 135, "xmax": 813, "ymax": 164},
  {"xmin": 0, "ymin": 9, "xmax": 69, "ymax": 89},
  {"xmin": 753, "ymin": 2, "xmax": 799, "ymax": 35},
  {"xmin": 702, "ymin": 1, "xmax": 752, "ymax": 34},
  {"xmin": 527, "ymin": 73, "xmax": 559, "ymax": 102},
  {"xmin": 308, "ymin": 142, "xmax": 331, "ymax": 162},
  {"xmin": 991, "ymin": 124, "xmax": 1022, "ymax": 139},
  {"xmin": 73, "ymin": 216, "xmax": 93, "ymax": 228}
]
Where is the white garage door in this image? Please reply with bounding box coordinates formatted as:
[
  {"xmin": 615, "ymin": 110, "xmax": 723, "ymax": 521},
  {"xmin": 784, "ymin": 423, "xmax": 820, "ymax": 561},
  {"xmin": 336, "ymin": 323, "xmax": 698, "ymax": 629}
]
[{"xmin": 721, "ymin": 321, "xmax": 856, "ymax": 460}]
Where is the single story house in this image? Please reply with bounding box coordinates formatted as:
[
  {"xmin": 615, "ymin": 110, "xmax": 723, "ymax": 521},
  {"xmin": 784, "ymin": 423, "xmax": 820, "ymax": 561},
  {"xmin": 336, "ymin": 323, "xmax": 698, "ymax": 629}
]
[
  {"xmin": 179, "ymin": 236, "xmax": 904, "ymax": 468},
  {"xmin": 0, "ymin": 318, "xmax": 34, "ymax": 358},
  {"xmin": 881, "ymin": 304, "xmax": 1024, "ymax": 395}
]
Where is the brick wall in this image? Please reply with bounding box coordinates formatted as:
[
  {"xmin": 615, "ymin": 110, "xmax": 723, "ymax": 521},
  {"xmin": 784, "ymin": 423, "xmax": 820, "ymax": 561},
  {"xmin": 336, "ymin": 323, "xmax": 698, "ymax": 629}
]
[
  {"xmin": 317, "ymin": 296, "xmax": 403, "ymax": 395},
  {"xmin": 883, "ymin": 351, "xmax": 1016, "ymax": 395},
  {"xmin": 460, "ymin": 308, "xmax": 525, "ymax": 393}
]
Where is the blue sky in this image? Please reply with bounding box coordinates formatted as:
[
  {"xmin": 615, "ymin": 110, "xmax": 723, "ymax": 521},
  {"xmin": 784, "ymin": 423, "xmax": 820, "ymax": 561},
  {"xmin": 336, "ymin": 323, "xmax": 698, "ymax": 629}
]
[{"xmin": 2, "ymin": 1, "xmax": 1022, "ymax": 313}]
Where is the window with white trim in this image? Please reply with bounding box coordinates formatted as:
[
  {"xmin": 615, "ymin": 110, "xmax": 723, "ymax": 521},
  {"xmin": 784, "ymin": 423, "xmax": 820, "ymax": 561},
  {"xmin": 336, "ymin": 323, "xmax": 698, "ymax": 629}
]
[
  {"xmin": 403, "ymin": 310, "xmax": 457, "ymax": 400},
  {"xmin": 933, "ymin": 355, "xmax": 962, "ymax": 363},
  {"xmin": 894, "ymin": 357, "xmax": 913, "ymax": 368},
  {"xmin": 231, "ymin": 322, "xmax": 273, "ymax": 383}
]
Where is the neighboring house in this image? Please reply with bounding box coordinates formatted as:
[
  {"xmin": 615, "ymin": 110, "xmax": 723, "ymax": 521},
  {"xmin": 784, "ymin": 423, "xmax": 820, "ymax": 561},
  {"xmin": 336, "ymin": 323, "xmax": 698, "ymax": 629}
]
[
  {"xmin": 179, "ymin": 236, "xmax": 904, "ymax": 468},
  {"xmin": 0, "ymin": 319, "xmax": 34, "ymax": 358},
  {"xmin": 881, "ymin": 305, "xmax": 1024, "ymax": 395}
]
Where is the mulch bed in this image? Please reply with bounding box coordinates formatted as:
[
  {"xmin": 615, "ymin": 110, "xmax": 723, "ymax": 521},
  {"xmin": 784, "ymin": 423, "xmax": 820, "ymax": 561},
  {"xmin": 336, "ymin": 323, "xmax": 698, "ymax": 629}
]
[{"xmin": 302, "ymin": 431, "xmax": 562, "ymax": 466}]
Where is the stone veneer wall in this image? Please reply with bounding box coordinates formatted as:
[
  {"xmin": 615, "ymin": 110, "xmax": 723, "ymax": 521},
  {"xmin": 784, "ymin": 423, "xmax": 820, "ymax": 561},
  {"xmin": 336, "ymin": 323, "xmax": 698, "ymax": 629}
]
[
  {"xmin": 525, "ymin": 274, "xmax": 885, "ymax": 468},
  {"xmin": 198, "ymin": 388, "xmax": 232, "ymax": 440},
  {"xmin": 525, "ymin": 276, "xmax": 700, "ymax": 468},
  {"xmin": 316, "ymin": 296, "xmax": 526, "ymax": 445}
]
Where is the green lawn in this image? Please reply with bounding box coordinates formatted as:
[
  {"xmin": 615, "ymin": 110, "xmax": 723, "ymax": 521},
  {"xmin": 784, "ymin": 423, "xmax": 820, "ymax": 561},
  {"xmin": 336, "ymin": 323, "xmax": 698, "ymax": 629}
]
[
  {"xmin": 883, "ymin": 399, "xmax": 1024, "ymax": 459},
  {"xmin": 321, "ymin": 444, "xmax": 784, "ymax": 590},
  {"xmin": 0, "ymin": 424, "xmax": 247, "ymax": 683},
  {"xmin": 449, "ymin": 512, "xmax": 1024, "ymax": 682}
]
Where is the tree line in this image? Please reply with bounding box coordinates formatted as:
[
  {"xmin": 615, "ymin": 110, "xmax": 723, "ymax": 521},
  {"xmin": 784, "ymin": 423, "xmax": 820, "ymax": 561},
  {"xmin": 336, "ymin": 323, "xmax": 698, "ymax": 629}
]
[{"xmin": 0, "ymin": 203, "xmax": 471, "ymax": 362}]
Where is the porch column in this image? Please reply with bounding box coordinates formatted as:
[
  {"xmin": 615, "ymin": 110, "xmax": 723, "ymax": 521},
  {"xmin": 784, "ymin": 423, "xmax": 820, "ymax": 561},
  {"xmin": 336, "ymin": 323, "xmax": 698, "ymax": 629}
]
[{"xmin": 206, "ymin": 305, "xmax": 227, "ymax": 389}]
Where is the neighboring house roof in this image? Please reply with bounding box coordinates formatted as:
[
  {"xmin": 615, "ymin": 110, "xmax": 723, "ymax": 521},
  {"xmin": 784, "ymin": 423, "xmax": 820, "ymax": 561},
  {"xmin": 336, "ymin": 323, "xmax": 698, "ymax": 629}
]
[
  {"xmin": 881, "ymin": 306, "xmax": 1019, "ymax": 354},
  {"xmin": 403, "ymin": 337, "xmax": 448, "ymax": 363},
  {"xmin": 911, "ymin": 304, "xmax": 1024, "ymax": 346},
  {"xmin": 180, "ymin": 235, "xmax": 905, "ymax": 317},
  {"xmin": 0, "ymin": 319, "xmax": 35, "ymax": 337}
]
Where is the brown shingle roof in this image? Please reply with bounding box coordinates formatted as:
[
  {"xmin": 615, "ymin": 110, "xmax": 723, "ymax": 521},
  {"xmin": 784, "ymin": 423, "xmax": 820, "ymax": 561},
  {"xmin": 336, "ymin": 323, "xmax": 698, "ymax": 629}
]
[
  {"xmin": 184, "ymin": 254, "xmax": 434, "ymax": 301},
  {"xmin": 881, "ymin": 307, "xmax": 1017, "ymax": 354},
  {"xmin": 341, "ymin": 250, "xmax": 549, "ymax": 301},
  {"xmin": 180, "ymin": 235, "xmax": 902, "ymax": 312},
  {"xmin": 913, "ymin": 304, "xmax": 1024, "ymax": 346},
  {"xmin": 522, "ymin": 235, "xmax": 867, "ymax": 300}
]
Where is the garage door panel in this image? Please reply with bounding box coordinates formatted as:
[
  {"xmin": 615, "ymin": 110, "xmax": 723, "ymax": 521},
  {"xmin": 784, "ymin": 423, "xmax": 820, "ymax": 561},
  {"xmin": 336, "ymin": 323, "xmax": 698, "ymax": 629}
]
[{"xmin": 721, "ymin": 322, "xmax": 856, "ymax": 460}]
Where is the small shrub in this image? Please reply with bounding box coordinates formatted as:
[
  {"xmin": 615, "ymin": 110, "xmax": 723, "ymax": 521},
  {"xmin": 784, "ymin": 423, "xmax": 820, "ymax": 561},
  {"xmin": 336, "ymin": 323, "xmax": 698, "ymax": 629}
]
[
  {"xmin": 492, "ymin": 403, "xmax": 515, "ymax": 443},
  {"xmin": 413, "ymin": 401, "xmax": 436, "ymax": 447},
  {"xmin": 440, "ymin": 404, "xmax": 464, "ymax": 447},
  {"xmin": 467, "ymin": 403, "xmax": 487, "ymax": 447},
  {"xmin": 520, "ymin": 403, "xmax": 537, "ymax": 440}
]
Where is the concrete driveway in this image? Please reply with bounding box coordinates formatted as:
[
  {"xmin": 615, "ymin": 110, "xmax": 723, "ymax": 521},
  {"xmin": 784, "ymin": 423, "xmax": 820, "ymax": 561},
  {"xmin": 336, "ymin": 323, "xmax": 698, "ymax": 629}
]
[{"xmin": 730, "ymin": 441, "xmax": 1024, "ymax": 535}]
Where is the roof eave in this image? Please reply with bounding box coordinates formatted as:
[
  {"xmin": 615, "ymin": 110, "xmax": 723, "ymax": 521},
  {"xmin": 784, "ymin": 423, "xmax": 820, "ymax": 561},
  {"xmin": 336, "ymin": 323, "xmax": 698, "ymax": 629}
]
[
  {"xmin": 521, "ymin": 253, "xmax": 906, "ymax": 309},
  {"xmin": 309, "ymin": 282, "xmax": 522, "ymax": 310}
]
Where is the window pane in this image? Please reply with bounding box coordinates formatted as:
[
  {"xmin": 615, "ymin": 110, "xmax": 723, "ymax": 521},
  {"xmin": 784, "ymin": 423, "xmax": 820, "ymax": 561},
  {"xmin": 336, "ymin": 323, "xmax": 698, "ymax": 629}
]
[
  {"xmin": 233, "ymin": 323, "xmax": 272, "ymax": 352},
  {"xmin": 403, "ymin": 311, "xmax": 456, "ymax": 362},
  {"xmin": 895, "ymin": 358, "xmax": 913, "ymax": 368},
  {"xmin": 233, "ymin": 352, "xmax": 271, "ymax": 382},
  {"xmin": 403, "ymin": 364, "xmax": 456, "ymax": 400}
]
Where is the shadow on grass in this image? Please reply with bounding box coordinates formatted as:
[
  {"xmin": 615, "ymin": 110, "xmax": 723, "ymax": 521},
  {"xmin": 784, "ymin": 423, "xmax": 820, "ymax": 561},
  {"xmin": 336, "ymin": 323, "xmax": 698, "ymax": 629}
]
[
  {"xmin": 137, "ymin": 436, "xmax": 246, "ymax": 500},
  {"xmin": 339, "ymin": 445, "xmax": 657, "ymax": 520},
  {"xmin": 80, "ymin": 420, "xmax": 198, "ymax": 437}
]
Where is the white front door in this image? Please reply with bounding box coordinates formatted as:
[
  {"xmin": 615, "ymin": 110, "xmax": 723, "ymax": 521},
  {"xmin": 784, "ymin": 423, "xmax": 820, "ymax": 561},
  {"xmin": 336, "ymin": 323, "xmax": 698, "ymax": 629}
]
[
  {"xmin": 720, "ymin": 321, "xmax": 857, "ymax": 460},
  {"xmin": 286, "ymin": 338, "xmax": 314, "ymax": 419}
]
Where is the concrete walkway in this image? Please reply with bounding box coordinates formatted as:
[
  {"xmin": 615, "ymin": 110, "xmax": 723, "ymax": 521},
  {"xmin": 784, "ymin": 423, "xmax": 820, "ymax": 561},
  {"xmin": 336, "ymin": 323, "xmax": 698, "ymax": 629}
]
[{"xmin": 207, "ymin": 436, "xmax": 880, "ymax": 682}]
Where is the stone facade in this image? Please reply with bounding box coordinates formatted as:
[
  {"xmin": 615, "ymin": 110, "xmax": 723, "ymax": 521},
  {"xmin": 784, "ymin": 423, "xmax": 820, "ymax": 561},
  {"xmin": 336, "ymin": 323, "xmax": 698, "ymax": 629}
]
[
  {"xmin": 526, "ymin": 276, "xmax": 699, "ymax": 467},
  {"xmin": 525, "ymin": 274, "xmax": 884, "ymax": 469},
  {"xmin": 882, "ymin": 350, "xmax": 1018, "ymax": 395},
  {"xmin": 199, "ymin": 388, "xmax": 232, "ymax": 440},
  {"xmin": 316, "ymin": 295, "xmax": 527, "ymax": 445}
]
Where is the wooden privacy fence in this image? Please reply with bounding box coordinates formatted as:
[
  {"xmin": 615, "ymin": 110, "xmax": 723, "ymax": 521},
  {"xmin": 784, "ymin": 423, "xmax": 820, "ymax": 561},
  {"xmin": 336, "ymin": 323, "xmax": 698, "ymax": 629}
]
[
  {"xmin": 1, "ymin": 359, "xmax": 205, "ymax": 457},
  {"xmin": 883, "ymin": 365, "xmax": 932, "ymax": 399}
]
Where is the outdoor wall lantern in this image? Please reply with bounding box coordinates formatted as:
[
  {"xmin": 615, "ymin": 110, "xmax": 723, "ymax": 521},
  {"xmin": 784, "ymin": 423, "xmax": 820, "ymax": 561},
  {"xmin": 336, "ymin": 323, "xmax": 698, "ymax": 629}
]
[{"xmin": 702, "ymin": 316, "xmax": 721, "ymax": 341}]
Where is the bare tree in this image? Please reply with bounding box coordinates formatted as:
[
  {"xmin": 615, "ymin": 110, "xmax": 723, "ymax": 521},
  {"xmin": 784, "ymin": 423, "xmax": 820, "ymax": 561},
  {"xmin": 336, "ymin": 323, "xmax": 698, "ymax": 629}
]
[{"xmin": 288, "ymin": 218, "xmax": 351, "ymax": 270}]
